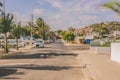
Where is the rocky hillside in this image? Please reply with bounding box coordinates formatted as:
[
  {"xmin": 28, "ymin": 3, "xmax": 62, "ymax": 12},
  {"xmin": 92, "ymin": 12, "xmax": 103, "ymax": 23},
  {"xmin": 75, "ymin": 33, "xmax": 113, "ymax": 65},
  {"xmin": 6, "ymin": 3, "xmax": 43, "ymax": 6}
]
[{"xmin": 75, "ymin": 21, "xmax": 120, "ymax": 36}]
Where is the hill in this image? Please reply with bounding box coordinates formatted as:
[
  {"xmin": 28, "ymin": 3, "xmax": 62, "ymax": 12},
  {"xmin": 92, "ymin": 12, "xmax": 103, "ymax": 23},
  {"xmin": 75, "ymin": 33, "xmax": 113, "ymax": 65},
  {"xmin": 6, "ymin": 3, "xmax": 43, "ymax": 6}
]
[{"xmin": 75, "ymin": 21, "xmax": 120, "ymax": 36}]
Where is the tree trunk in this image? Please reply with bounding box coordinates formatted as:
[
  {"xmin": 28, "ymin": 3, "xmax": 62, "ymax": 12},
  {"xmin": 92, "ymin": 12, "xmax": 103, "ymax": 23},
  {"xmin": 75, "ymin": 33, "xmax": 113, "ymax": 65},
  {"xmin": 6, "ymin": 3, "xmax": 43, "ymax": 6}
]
[
  {"xmin": 15, "ymin": 37, "xmax": 19, "ymax": 51},
  {"xmin": 4, "ymin": 33, "xmax": 8, "ymax": 53}
]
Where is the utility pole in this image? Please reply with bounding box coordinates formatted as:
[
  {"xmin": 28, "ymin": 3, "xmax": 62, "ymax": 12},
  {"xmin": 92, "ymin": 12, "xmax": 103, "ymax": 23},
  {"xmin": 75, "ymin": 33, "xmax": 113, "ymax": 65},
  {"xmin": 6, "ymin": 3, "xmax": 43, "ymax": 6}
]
[
  {"xmin": 42, "ymin": 20, "xmax": 45, "ymax": 40},
  {"xmin": 31, "ymin": 7, "xmax": 33, "ymax": 40},
  {"xmin": 29, "ymin": 7, "xmax": 34, "ymax": 46},
  {"xmin": 3, "ymin": 0, "xmax": 5, "ymax": 14}
]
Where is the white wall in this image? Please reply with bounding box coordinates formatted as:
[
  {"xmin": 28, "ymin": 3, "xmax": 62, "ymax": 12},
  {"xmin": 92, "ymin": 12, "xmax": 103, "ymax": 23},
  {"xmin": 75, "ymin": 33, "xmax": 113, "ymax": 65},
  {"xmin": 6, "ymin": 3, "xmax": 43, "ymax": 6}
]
[
  {"xmin": 111, "ymin": 43, "xmax": 120, "ymax": 63},
  {"xmin": 90, "ymin": 47, "xmax": 111, "ymax": 55}
]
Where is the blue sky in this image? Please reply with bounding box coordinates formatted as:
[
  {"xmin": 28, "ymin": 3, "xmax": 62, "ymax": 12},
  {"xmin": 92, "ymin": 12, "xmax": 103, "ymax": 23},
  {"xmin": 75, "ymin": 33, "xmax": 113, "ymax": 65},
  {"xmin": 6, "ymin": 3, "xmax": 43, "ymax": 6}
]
[{"xmin": 0, "ymin": 0, "xmax": 120, "ymax": 30}]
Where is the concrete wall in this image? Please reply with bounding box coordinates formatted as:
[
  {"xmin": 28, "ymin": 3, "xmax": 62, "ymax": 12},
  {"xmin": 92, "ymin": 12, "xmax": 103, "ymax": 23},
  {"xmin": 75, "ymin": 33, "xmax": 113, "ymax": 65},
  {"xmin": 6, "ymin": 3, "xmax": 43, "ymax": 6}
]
[
  {"xmin": 90, "ymin": 47, "xmax": 111, "ymax": 55},
  {"xmin": 111, "ymin": 43, "xmax": 120, "ymax": 63}
]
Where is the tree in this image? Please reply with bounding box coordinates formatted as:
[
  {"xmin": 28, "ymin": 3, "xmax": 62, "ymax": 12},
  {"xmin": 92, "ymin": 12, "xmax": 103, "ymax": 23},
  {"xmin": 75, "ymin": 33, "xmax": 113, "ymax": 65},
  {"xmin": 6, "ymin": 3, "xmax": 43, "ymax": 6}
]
[
  {"xmin": 0, "ymin": 2, "xmax": 3, "ymax": 12},
  {"xmin": 11, "ymin": 23, "xmax": 21, "ymax": 51},
  {"xmin": 22, "ymin": 25, "xmax": 31, "ymax": 36},
  {"xmin": 102, "ymin": 0, "xmax": 120, "ymax": 15},
  {"xmin": 57, "ymin": 30, "xmax": 63, "ymax": 35},
  {"xmin": 36, "ymin": 18, "xmax": 43, "ymax": 39},
  {"xmin": 0, "ymin": 2, "xmax": 2, "ymax": 6},
  {"xmin": 101, "ymin": 0, "xmax": 120, "ymax": 39},
  {"xmin": 46, "ymin": 31, "xmax": 55, "ymax": 40},
  {"xmin": 68, "ymin": 26, "xmax": 75, "ymax": 32},
  {"xmin": 36, "ymin": 17, "xmax": 50, "ymax": 40},
  {"xmin": 63, "ymin": 31, "xmax": 75, "ymax": 42},
  {"xmin": 0, "ymin": 13, "xmax": 14, "ymax": 53}
]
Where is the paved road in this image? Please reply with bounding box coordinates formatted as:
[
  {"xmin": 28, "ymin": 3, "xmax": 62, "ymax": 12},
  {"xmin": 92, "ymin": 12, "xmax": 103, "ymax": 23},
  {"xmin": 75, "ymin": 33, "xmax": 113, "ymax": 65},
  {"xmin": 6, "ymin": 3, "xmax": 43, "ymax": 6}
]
[{"xmin": 0, "ymin": 40, "xmax": 83, "ymax": 80}]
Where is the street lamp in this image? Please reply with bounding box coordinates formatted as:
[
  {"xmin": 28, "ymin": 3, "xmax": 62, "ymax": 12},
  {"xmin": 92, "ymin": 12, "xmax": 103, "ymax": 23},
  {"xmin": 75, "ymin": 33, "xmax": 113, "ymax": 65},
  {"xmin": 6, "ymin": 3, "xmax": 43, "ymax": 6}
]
[{"xmin": 31, "ymin": 7, "xmax": 33, "ymax": 40}]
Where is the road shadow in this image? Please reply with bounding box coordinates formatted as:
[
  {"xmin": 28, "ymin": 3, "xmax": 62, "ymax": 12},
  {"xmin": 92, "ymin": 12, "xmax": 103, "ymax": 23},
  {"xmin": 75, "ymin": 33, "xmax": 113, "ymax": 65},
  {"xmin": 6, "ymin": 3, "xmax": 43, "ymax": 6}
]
[
  {"xmin": 0, "ymin": 53, "xmax": 78, "ymax": 59},
  {"xmin": 0, "ymin": 64, "xmax": 74, "ymax": 71},
  {"xmin": 1, "ymin": 77, "xmax": 21, "ymax": 79},
  {"xmin": 32, "ymin": 46, "xmax": 52, "ymax": 49},
  {"xmin": 0, "ymin": 68, "xmax": 17, "ymax": 77},
  {"xmin": 37, "ymin": 49, "xmax": 66, "ymax": 52}
]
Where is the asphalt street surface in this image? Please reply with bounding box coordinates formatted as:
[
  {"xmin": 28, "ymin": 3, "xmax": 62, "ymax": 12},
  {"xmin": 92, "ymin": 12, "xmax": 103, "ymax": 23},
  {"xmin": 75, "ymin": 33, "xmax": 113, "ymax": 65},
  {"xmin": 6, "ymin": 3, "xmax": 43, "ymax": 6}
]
[{"xmin": 0, "ymin": 39, "xmax": 83, "ymax": 80}]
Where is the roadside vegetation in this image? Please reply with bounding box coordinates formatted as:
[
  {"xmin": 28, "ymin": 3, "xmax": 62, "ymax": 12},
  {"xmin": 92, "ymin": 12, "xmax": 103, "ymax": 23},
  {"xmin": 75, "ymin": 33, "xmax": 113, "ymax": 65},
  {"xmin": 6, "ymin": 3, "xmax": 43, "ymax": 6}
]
[
  {"xmin": 0, "ymin": 0, "xmax": 120, "ymax": 53},
  {"xmin": 0, "ymin": 2, "xmax": 54, "ymax": 53},
  {"xmin": 57, "ymin": 27, "xmax": 75, "ymax": 43}
]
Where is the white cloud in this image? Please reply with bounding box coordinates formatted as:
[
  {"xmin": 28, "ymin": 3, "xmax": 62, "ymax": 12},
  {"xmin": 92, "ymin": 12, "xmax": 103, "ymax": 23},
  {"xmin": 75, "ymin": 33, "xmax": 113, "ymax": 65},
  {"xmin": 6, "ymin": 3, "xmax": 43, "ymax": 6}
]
[
  {"xmin": 13, "ymin": 11, "xmax": 29, "ymax": 26},
  {"xmin": 33, "ymin": 8, "xmax": 45, "ymax": 15},
  {"xmin": 47, "ymin": 0, "xmax": 63, "ymax": 9},
  {"xmin": 12, "ymin": 0, "xmax": 120, "ymax": 30},
  {"xmin": 36, "ymin": 0, "xmax": 120, "ymax": 30}
]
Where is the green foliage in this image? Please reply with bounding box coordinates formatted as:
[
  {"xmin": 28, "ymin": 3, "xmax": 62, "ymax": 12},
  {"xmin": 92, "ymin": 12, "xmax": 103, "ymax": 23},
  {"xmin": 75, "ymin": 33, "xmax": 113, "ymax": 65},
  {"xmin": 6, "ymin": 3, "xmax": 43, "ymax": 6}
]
[
  {"xmin": 78, "ymin": 21, "xmax": 120, "ymax": 39},
  {"xmin": 91, "ymin": 40, "xmax": 111, "ymax": 47},
  {"xmin": 0, "ymin": 13, "xmax": 14, "ymax": 53},
  {"xmin": 33, "ymin": 34, "xmax": 41, "ymax": 39},
  {"xmin": 71, "ymin": 41, "xmax": 75, "ymax": 44},
  {"xmin": 0, "ymin": 13, "xmax": 14, "ymax": 33},
  {"xmin": 57, "ymin": 30, "xmax": 63, "ymax": 35},
  {"xmin": 11, "ymin": 23, "xmax": 22, "ymax": 51},
  {"xmin": 102, "ymin": 42, "xmax": 111, "ymax": 47},
  {"xmin": 0, "ymin": 2, "xmax": 2, "ymax": 7},
  {"xmin": 61, "ymin": 31, "xmax": 66, "ymax": 36},
  {"xmin": 79, "ymin": 34, "xmax": 84, "ymax": 36},
  {"xmin": 90, "ymin": 41, "xmax": 101, "ymax": 47},
  {"xmin": 63, "ymin": 32, "xmax": 75, "ymax": 42},
  {"xmin": 103, "ymin": 0, "xmax": 120, "ymax": 15},
  {"xmin": 46, "ymin": 31, "xmax": 55, "ymax": 40},
  {"xmin": 94, "ymin": 36, "xmax": 100, "ymax": 39},
  {"xmin": 11, "ymin": 23, "xmax": 21, "ymax": 38},
  {"xmin": 21, "ymin": 25, "xmax": 31, "ymax": 36},
  {"xmin": 0, "ymin": 2, "xmax": 3, "ymax": 13},
  {"xmin": 36, "ymin": 17, "xmax": 50, "ymax": 40}
]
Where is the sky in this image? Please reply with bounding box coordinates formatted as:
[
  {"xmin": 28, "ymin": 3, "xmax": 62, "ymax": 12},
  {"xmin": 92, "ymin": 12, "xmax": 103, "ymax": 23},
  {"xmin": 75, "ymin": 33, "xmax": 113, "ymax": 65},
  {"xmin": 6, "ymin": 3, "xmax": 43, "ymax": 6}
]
[{"xmin": 0, "ymin": 0, "xmax": 120, "ymax": 30}]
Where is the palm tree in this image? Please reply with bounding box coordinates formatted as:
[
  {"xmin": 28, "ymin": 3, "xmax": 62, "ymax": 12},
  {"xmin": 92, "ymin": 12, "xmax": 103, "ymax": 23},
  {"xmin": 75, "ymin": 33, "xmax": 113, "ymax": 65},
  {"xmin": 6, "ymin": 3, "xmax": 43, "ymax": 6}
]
[
  {"xmin": 0, "ymin": 13, "xmax": 14, "ymax": 53},
  {"xmin": 0, "ymin": 2, "xmax": 3, "ymax": 12},
  {"xmin": 11, "ymin": 23, "xmax": 21, "ymax": 51},
  {"xmin": 102, "ymin": 0, "xmax": 120, "ymax": 39},
  {"xmin": 46, "ymin": 31, "xmax": 55, "ymax": 40},
  {"xmin": 36, "ymin": 17, "xmax": 51, "ymax": 40},
  {"xmin": 102, "ymin": 0, "xmax": 120, "ymax": 15},
  {"xmin": 36, "ymin": 17, "xmax": 43, "ymax": 35},
  {"xmin": 22, "ymin": 25, "xmax": 31, "ymax": 36},
  {"xmin": 0, "ymin": 2, "xmax": 2, "ymax": 6}
]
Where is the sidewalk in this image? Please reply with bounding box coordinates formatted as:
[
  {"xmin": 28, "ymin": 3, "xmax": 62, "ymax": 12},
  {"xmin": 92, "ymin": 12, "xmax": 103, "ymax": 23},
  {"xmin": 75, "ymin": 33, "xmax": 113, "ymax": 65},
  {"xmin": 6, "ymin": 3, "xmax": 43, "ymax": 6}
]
[
  {"xmin": 76, "ymin": 50, "xmax": 120, "ymax": 80},
  {"xmin": 0, "ymin": 45, "xmax": 33, "ymax": 58}
]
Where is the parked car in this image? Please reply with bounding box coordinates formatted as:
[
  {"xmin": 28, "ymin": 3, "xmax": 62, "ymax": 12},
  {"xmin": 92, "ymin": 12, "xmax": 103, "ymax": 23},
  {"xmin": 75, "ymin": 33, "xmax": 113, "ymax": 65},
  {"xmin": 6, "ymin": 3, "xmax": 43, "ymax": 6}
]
[
  {"xmin": 13, "ymin": 40, "xmax": 26, "ymax": 48},
  {"xmin": 44, "ymin": 40, "xmax": 49, "ymax": 44},
  {"xmin": 47, "ymin": 39, "xmax": 55, "ymax": 43},
  {"xmin": 34, "ymin": 40, "xmax": 44, "ymax": 48}
]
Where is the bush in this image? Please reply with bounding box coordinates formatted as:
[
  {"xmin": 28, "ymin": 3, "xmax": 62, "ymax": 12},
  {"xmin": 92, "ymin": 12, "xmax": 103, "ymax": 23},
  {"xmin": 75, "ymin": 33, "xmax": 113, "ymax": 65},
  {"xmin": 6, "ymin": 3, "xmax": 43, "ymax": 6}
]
[
  {"xmin": 71, "ymin": 41, "xmax": 75, "ymax": 44},
  {"xmin": 91, "ymin": 40, "xmax": 111, "ymax": 47},
  {"xmin": 63, "ymin": 32, "xmax": 75, "ymax": 42},
  {"xmin": 102, "ymin": 42, "xmax": 111, "ymax": 47},
  {"xmin": 90, "ymin": 40, "xmax": 100, "ymax": 47}
]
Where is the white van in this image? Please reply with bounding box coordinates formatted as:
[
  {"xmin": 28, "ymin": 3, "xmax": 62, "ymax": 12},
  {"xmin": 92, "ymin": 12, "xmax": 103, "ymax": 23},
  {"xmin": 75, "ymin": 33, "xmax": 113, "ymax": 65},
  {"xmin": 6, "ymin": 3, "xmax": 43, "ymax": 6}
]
[{"xmin": 34, "ymin": 39, "xmax": 44, "ymax": 48}]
